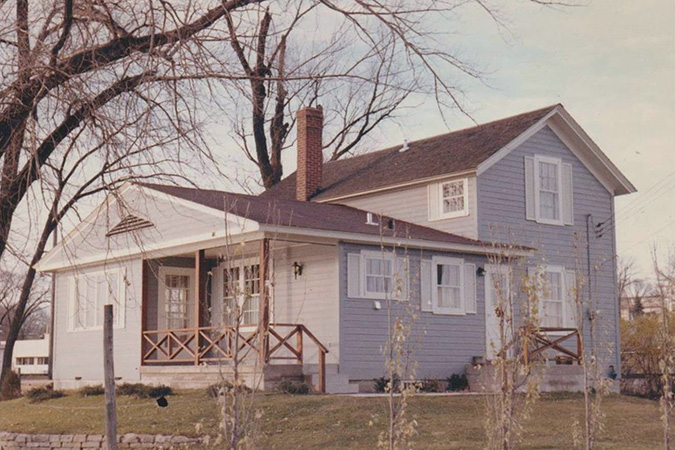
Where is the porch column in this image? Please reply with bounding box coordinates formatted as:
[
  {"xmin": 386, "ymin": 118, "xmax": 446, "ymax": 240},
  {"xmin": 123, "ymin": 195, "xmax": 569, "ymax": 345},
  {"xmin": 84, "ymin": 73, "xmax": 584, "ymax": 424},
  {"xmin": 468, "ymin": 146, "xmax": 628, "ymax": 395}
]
[
  {"xmin": 259, "ymin": 238, "xmax": 270, "ymax": 364},
  {"xmin": 194, "ymin": 249, "xmax": 208, "ymax": 365}
]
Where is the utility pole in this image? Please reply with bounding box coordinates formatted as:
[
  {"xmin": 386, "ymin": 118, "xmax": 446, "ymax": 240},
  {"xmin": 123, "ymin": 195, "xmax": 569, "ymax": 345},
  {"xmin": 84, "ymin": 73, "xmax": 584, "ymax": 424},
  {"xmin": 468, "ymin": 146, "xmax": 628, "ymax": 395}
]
[{"xmin": 104, "ymin": 304, "xmax": 118, "ymax": 450}]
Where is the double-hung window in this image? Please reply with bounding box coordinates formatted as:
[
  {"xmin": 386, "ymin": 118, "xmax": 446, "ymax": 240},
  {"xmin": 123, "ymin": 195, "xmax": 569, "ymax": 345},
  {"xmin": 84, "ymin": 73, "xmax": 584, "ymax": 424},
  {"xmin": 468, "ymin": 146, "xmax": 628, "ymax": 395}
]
[
  {"xmin": 439, "ymin": 179, "xmax": 469, "ymax": 219},
  {"xmin": 347, "ymin": 250, "xmax": 408, "ymax": 300},
  {"xmin": 536, "ymin": 156, "xmax": 562, "ymax": 223},
  {"xmin": 363, "ymin": 251, "xmax": 394, "ymax": 299},
  {"xmin": 71, "ymin": 269, "xmax": 124, "ymax": 331},
  {"xmin": 541, "ymin": 268, "xmax": 564, "ymax": 328},
  {"xmin": 221, "ymin": 264, "xmax": 260, "ymax": 326},
  {"xmin": 431, "ymin": 257, "xmax": 464, "ymax": 315}
]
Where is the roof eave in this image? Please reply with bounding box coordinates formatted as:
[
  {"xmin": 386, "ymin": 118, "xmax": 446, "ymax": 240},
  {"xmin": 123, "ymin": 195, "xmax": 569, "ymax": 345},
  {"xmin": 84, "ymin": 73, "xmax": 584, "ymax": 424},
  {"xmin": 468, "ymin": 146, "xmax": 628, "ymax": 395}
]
[{"xmin": 259, "ymin": 224, "xmax": 534, "ymax": 257}]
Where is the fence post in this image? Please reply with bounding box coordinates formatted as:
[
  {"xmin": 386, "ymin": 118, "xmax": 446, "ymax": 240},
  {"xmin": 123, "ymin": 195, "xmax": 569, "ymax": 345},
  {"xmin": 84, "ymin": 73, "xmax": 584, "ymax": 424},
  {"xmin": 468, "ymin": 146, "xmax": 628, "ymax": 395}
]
[{"xmin": 104, "ymin": 304, "xmax": 118, "ymax": 450}]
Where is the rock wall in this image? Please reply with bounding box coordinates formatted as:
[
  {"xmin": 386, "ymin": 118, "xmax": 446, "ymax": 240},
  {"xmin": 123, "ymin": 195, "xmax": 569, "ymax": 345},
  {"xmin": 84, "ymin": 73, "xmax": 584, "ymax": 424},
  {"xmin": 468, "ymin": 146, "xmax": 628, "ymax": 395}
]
[{"xmin": 0, "ymin": 432, "xmax": 204, "ymax": 449}]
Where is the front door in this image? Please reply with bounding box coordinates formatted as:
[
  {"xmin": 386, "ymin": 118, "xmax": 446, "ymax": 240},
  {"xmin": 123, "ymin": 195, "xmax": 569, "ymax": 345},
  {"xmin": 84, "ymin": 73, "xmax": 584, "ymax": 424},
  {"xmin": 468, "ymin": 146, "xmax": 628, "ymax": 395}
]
[
  {"xmin": 485, "ymin": 265, "xmax": 511, "ymax": 361},
  {"xmin": 158, "ymin": 267, "xmax": 195, "ymax": 330}
]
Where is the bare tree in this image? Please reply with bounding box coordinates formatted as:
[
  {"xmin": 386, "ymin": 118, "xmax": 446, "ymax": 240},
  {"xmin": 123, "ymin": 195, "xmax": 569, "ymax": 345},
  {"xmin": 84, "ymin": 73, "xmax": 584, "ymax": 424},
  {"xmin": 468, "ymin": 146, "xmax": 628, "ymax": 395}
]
[
  {"xmin": 651, "ymin": 248, "xmax": 674, "ymax": 449},
  {"xmin": 617, "ymin": 257, "xmax": 637, "ymax": 313},
  {"xmin": 210, "ymin": 1, "xmax": 576, "ymax": 189}
]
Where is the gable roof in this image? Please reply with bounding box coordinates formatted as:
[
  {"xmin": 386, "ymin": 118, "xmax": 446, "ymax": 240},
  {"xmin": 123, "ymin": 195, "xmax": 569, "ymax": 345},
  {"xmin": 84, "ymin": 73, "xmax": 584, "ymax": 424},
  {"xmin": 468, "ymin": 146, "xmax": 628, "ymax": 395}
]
[
  {"xmin": 262, "ymin": 104, "xmax": 635, "ymax": 201},
  {"xmin": 139, "ymin": 183, "xmax": 492, "ymax": 250}
]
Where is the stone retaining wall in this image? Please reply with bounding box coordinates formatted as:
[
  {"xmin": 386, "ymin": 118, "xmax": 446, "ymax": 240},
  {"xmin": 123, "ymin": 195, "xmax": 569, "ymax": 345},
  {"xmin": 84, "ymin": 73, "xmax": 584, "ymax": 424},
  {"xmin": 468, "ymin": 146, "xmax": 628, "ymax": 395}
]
[{"xmin": 0, "ymin": 432, "xmax": 204, "ymax": 449}]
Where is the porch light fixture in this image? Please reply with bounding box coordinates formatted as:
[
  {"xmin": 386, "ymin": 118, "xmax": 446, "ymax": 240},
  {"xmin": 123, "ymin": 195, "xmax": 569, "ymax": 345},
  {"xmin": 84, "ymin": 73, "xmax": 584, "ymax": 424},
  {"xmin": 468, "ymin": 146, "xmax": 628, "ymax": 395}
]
[
  {"xmin": 292, "ymin": 261, "xmax": 304, "ymax": 279},
  {"xmin": 476, "ymin": 266, "xmax": 486, "ymax": 277}
]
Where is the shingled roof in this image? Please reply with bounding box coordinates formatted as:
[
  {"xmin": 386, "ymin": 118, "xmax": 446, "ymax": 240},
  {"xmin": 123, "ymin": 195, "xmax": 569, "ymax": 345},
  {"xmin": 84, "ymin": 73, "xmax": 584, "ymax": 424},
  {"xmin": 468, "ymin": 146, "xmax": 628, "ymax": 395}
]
[
  {"xmin": 139, "ymin": 183, "xmax": 494, "ymax": 249},
  {"xmin": 262, "ymin": 105, "xmax": 558, "ymax": 201}
]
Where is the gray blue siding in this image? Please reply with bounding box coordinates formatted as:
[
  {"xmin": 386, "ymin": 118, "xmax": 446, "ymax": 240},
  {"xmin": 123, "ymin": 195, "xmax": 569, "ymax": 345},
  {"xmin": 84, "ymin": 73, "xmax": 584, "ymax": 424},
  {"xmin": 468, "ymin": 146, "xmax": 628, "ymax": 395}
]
[
  {"xmin": 338, "ymin": 242, "xmax": 488, "ymax": 380},
  {"xmin": 477, "ymin": 125, "xmax": 620, "ymax": 371}
]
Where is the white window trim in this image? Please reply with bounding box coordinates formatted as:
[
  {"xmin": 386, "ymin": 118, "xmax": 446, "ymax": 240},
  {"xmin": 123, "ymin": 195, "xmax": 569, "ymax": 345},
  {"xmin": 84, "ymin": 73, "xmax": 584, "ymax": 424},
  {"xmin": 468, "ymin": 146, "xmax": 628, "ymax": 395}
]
[
  {"xmin": 158, "ymin": 266, "xmax": 194, "ymax": 330},
  {"xmin": 69, "ymin": 267, "xmax": 126, "ymax": 332},
  {"xmin": 437, "ymin": 178, "xmax": 469, "ymax": 220},
  {"xmin": 538, "ymin": 265, "xmax": 567, "ymax": 329},
  {"xmin": 360, "ymin": 250, "xmax": 395, "ymax": 300},
  {"xmin": 533, "ymin": 155, "xmax": 564, "ymax": 226},
  {"xmin": 431, "ymin": 256, "xmax": 465, "ymax": 315}
]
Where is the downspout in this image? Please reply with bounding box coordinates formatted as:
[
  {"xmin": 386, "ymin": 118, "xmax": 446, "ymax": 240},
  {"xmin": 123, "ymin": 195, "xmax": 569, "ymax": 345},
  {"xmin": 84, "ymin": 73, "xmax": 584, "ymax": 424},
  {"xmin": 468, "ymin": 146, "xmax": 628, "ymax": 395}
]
[{"xmin": 585, "ymin": 214, "xmax": 594, "ymax": 354}]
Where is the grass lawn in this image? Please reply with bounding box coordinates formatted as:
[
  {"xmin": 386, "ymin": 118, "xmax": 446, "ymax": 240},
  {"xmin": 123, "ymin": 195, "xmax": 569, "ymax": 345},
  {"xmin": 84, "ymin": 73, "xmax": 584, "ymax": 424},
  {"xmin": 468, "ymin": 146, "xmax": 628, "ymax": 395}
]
[{"xmin": 0, "ymin": 391, "xmax": 670, "ymax": 449}]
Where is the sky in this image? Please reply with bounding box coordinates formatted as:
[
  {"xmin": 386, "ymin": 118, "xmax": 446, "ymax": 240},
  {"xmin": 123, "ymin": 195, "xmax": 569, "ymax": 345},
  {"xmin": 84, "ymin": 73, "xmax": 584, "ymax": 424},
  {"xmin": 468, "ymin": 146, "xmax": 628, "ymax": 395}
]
[
  {"xmin": 233, "ymin": 0, "xmax": 674, "ymax": 281},
  {"xmin": 434, "ymin": 0, "xmax": 675, "ymax": 280},
  {"xmin": 388, "ymin": 0, "xmax": 675, "ymax": 280},
  {"xmin": 43, "ymin": 0, "xmax": 673, "ymax": 282}
]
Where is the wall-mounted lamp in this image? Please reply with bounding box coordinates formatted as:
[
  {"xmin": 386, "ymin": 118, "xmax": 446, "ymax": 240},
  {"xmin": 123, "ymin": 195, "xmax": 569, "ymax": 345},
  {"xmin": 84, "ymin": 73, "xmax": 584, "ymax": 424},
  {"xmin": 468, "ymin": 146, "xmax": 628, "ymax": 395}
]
[
  {"xmin": 292, "ymin": 262, "xmax": 304, "ymax": 279},
  {"xmin": 476, "ymin": 266, "xmax": 486, "ymax": 277}
]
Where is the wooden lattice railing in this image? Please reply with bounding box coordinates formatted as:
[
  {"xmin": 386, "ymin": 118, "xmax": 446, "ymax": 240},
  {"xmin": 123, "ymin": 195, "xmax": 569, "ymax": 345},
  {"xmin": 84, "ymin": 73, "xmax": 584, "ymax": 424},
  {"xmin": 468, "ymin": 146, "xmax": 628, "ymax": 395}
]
[
  {"xmin": 522, "ymin": 327, "xmax": 583, "ymax": 365},
  {"xmin": 141, "ymin": 323, "xmax": 328, "ymax": 392}
]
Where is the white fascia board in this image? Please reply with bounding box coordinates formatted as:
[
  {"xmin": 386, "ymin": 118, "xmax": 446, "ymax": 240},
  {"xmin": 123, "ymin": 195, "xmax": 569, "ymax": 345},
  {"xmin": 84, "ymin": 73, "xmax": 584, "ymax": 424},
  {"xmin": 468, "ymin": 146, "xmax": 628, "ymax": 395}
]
[
  {"xmin": 36, "ymin": 228, "xmax": 264, "ymax": 273},
  {"xmin": 549, "ymin": 109, "xmax": 636, "ymax": 195},
  {"xmin": 259, "ymin": 224, "xmax": 534, "ymax": 258},
  {"xmin": 35, "ymin": 182, "xmax": 136, "ymax": 270},
  {"xmin": 138, "ymin": 185, "xmax": 235, "ymax": 219},
  {"xmin": 36, "ymin": 183, "xmax": 257, "ymax": 272},
  {"xmin": 477, "ymin": 105, "xmax": 636, "ymax": 196},
  {"xmin": 477, "ymin": 107, "xmax": 560, "ymax": 176}
]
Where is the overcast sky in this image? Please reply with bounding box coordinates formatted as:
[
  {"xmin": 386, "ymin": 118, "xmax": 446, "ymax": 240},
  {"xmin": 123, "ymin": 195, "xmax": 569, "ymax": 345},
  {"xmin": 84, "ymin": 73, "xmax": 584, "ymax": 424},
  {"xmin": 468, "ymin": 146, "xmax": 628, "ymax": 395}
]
[
  {"xmin": 436, "ymin": 0, "xmax": 675, "ymax": 280},
  {"xmin": 261, "ymin": 0, "xmax": 674, "ymax": 280},
  {"xmin": 382, "ymin": 0, "xmax": 675, "ymax": 279}
]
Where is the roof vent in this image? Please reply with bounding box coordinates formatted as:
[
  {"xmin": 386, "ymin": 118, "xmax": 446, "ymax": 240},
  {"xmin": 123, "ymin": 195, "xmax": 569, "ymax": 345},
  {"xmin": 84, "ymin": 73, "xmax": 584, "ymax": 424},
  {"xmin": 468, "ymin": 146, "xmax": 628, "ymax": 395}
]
[
  {"xmin": 399, "ymin": 139, "xmax": 409, "ymax": 153},
  {"xmin": 106, "ymin": 215, "xmax": 154, "ymax": 237}
]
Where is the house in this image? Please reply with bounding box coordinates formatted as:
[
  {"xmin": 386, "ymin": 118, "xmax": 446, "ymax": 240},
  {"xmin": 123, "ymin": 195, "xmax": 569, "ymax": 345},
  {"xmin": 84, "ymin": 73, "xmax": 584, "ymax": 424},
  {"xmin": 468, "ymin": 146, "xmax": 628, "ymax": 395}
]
[
  {"xmin": 10, "ymin": 335, "xmax": 50, "ymax": 376},
  {"xmin": 620, "ymin": 294, "xmax": 674, "ymax": 321},
  {"xmin": 35, "ymin": 104, "xmax": 635, "ymax": 393}
]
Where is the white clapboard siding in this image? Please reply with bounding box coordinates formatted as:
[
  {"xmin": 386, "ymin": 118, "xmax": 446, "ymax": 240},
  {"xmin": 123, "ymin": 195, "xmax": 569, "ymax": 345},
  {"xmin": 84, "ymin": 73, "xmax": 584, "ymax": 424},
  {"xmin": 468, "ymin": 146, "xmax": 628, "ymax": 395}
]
[{"xmin": 338, "ymin": 176, "xmax": 478, "ymax": 240}]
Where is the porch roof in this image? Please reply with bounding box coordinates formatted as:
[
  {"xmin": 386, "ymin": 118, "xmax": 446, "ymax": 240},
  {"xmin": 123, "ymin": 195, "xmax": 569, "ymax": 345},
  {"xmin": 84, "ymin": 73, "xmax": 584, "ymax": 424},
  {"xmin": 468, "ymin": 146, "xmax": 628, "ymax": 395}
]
[{"xmin": 139, "ymin": 183, "xmax": 518, "ymax": 253}]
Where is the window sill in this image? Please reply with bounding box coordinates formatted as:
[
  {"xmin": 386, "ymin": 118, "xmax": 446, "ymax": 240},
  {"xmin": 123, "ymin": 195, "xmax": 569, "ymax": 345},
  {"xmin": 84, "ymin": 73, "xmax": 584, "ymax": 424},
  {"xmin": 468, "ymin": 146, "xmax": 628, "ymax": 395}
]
[
  {"xmin": 430, "ymin": 211, "xmax": 470, "ymax": 222},
  {"xmin": 431, "ymin": 310, "xmax": 466, "ymax": 316}
]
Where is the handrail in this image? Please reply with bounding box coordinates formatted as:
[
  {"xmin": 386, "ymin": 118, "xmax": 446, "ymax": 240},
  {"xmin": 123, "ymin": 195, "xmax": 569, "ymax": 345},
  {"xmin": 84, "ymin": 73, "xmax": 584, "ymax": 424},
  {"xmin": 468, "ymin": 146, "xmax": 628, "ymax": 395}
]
[
  {"xmin": 142, "ymin": 323, "xmax": 329, "ymax": 392},
  {"xmin": 522, "ymin": 326, "xmax": 583, "ymax": 365}
]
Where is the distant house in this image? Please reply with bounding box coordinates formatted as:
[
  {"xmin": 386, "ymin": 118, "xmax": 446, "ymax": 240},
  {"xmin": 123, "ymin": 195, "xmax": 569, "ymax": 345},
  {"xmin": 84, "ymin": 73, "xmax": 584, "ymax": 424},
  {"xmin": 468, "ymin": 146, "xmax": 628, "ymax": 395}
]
[
  {"xmin": 35, "ymin": 104, "xmax": 635, "ymax": 393},
  {"xmin": 620, "ymin": 294, "xmax": 674, "ymax": 321},
  {"xmin": 1, "ymin": 335, "xmax": 50, "ymax": 377}
]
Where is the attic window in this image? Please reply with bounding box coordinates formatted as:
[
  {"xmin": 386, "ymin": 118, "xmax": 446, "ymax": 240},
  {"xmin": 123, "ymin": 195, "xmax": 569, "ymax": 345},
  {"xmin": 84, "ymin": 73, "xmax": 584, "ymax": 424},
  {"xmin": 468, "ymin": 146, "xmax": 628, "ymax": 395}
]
[{"xmin": 106, "ymin": 215, "xmax": 154, "ymax": 237}]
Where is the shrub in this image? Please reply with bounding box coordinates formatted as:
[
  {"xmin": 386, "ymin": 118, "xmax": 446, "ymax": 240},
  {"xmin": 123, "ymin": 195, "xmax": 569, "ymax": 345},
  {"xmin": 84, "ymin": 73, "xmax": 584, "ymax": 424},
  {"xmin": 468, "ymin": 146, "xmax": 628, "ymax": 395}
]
[
  {"xmin": 0, "ymin": 370, "xmax": 21, "ymax": 400},
  {"xmin": 278, "ymin": 379, "xmax": 311, "ymax": 395},
  {"xmin": 374, "ymin": 375, "xmax": 401, "ymax": 393},
  {"xmin": 25, "ymin": 384, "xmax": 65, "ymax": 403},
  {"xmin": 446, "ymin": 373, "xmax": 469, "ymax": 392},
  {"xmin": 206, "ymin": 381, "xmax": 251, "ymax": 398},
  {"xmin": 79, "ymin": 385, "xmax": 105, "ymax": 397},
  {"xmin": 117, "ymin": 383, "xmax": 173, "ymax": 398},
  {"xmin": 418, "ymin": 378, "xmax": 443, "ymax": 393}
]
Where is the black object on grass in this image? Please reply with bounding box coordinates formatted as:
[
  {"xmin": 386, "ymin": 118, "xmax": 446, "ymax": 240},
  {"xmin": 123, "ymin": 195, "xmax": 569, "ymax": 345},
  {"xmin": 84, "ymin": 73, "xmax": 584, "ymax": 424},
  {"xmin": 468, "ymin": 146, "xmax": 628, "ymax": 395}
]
[{"xmin": 156, "ymin": 396, "xmax": 168, "ymax": 408}]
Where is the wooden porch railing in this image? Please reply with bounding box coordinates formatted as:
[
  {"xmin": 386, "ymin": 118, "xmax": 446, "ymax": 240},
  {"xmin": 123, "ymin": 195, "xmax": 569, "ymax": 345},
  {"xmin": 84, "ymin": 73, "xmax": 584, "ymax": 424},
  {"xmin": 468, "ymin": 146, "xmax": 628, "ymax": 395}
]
[
  {"xmin": 522, "ymin": 327, "xmax": 583, "ymax": 365},
  {"xmin": 141, "ymin": 323, "xmax": 328, "ymax": 393}
]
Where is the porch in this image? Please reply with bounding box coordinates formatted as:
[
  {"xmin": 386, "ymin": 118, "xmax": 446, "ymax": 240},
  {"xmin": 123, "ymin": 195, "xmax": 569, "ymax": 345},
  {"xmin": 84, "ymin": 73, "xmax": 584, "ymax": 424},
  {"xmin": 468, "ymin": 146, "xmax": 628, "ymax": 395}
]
[{"xmin": 139, "ymin": 237, "xmax": 339, "ymax": 393}]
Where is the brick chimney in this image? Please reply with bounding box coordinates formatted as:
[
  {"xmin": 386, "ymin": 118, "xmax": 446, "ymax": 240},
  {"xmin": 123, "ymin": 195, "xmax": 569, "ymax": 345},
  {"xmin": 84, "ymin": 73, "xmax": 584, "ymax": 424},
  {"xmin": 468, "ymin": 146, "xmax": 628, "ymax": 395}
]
[{"xmin": 296, "ymin": 105, "xmax": 324, "ymax": 201}]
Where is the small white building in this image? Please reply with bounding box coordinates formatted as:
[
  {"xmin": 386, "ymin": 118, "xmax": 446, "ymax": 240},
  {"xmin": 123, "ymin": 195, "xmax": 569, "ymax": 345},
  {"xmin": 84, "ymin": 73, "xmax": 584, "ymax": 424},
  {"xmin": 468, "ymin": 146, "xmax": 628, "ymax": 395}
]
[{"xmin": 10, "ymin": 335, "xmax": 50, "ymax": 376}]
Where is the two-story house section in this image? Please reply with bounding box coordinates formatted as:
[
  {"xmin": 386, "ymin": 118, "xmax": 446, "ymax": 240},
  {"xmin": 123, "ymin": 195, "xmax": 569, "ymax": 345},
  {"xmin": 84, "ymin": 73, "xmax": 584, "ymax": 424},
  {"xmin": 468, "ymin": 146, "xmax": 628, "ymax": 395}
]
[{"xmin": 263, "ymin": 104, "xmax": 636, "ymax": 379}]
